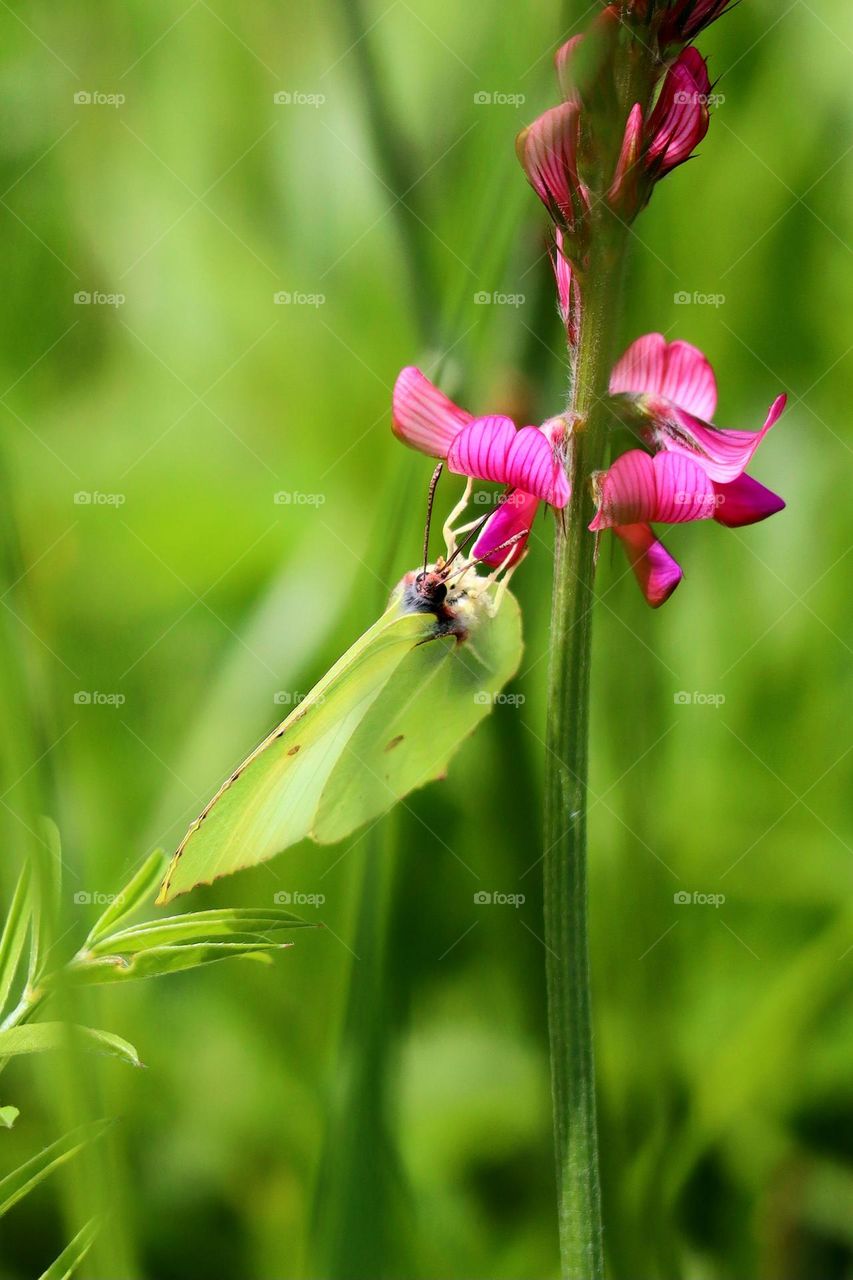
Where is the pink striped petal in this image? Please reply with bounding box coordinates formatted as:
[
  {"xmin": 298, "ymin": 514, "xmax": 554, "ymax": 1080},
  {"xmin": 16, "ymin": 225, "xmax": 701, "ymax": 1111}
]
[
  {"xmin": 589, "ymin": 449, "xmax": 716, "ymax": 529},
  {"xmin": 473, "ymin": 490, "xmax": 539, "ymax": 568},
  {"xmin": 608, "ymin": 103, "xmax": 644, "ymax": 214},
  {"xmin": 646, "ymin": 47, "xmax": 711, "ymax": 175},
  {"xmin": 551, "ymin": 228, "xmax": 575, "ymax": 330},
  {"xmin": 610, "ymin": 333, "xmax": 717, "ymax": 419},
  {"xmin": 613, "ymin": 523, "xmax": 683, "ymax": 608},
  {"xmin": 651, "ymin": 394, "xmax": 787, "ymax": 483},
  {"xmin": 712, "ymin": 472, "xmax": 785, "ymax": 527},
  {"xmin": 516, "ymin": 102, "xmax": 587, "ymax": 231},
  {"xmin": 447, "ymin": 418, "xmax": 570, "ymax": 507},
  {"xmin": 392, "ymin": 367, "xmax": 471, "ymax": 458}
]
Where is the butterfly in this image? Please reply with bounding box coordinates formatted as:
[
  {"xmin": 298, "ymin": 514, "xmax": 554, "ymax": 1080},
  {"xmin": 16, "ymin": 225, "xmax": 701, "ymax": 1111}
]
[{"xmin": 158, "ymin": 469, "xmax": 525, "ymax": 903}]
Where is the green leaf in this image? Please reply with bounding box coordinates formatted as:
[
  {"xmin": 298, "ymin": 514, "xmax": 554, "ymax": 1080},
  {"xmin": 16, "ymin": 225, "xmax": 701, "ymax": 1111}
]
[
  {"xmin": 30, "ymin": 819, "xmax": 63, "ymax": 980},
  {"xmin": 0, "ymin": 1120, "xmax": 110, "ymax": 1216},
  {"xmin": 0, "ymin": 1104, "xmax": 20, "ymax": 1129},
  {"xmin": 0, "ymin": 862, "xmax": 32, "ymax": 1018},
  {"xmin": 87, "ymin": 906, "xmax": 310, "ymax": 955},
  {"xmin": 67, "ymin": 940, "xmax": 293, "ymax": 984},
  {"xmin": 0, "ymin": 1022, "xmax": 142, "ymax": 1068},
  {"xmin": 37, "ymin": 1217, "xmax": 101, "ymax": 1280},
  {"xmin": 84, "ymin": 849, "xmax": 167, "ymax": 946},
  {"xmin": 159, "ymin": 582, "xmax": 522, "ymax": 901}
]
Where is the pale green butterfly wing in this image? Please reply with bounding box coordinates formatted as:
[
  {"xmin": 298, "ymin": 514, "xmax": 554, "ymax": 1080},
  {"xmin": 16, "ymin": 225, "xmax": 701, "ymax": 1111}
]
[
  {"xmin": 158, "ymin": 581, "xmax": 522, "ymax": 903},
  {"xmin": 314, "ymin": 591, "xmax": 522, "ymax": 842}
]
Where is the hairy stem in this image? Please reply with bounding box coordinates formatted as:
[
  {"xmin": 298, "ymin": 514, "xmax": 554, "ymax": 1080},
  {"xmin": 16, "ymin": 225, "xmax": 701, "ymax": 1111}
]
[{"xmin": 543, "ymin": 240, "xmax": 626, "ymax": 1278}]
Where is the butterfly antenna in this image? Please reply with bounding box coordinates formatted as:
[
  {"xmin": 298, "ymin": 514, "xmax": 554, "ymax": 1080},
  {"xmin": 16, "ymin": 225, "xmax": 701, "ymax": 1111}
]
[
  {"xmin": 423, "ymin": 463, "xmax": 443, "ymax": 575},
  {"xmin": 444, "ymin": 530, "xmax": 527, "ymax": 583}
]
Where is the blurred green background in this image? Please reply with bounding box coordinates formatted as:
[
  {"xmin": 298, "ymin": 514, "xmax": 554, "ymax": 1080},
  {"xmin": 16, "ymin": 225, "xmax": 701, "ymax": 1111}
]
[{"xmin": 0, "ymin": 0, "xmax": 851, "ymax": 1276}]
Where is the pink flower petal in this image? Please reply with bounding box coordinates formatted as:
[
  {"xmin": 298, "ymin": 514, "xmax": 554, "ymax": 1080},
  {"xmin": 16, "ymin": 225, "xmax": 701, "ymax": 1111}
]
[
  {"xmin": 473, "ymin": 490, "xmax": 539, "ymax": 568},
  {"xmin": 589, "ymin": 449, "xmax": 717, "ymax": 529},
  {"xmin": 516, "ymin": 102, "xmax": 587, "ymax": 231},
  {"xmin": 608, "ymin": 103, "xmax": 644, "ymax": 214},
  {"xmin": 646, "ymin": 47, "xmax": 711, "ymax": 175},
  {"xmin": 613, "ymin": 522, "xmax": 683, "ymax": 608},
  {"xmin": 551, "ymin": 228, "xmax": 575, "ymax": 330},
  {"xmin": 554, "ymin": 35, "xmax": 584, "ymax": 102},
  {"xmin": 447, "ymin": 417, "xmax": 570, "ymax": 507},
  {"xmin": 650, "ymin": 394, "xmax": 787, "ymax": 483},
  {"xmin": 610, "ymin": 332, "xmax": 717, "ymax": 419},
  {"xmin": 392, "ymin": 367, "xmax": 471, "ymax": 458},
  {"xmin": 712, "ymin": 472, "xmax": 785, "ymax": 527}
]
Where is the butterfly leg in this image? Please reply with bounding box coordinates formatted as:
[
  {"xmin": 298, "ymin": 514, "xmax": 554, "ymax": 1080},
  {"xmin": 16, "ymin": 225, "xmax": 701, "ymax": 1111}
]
[{"xmin": 442, "ymin": 477, "xmax": 472, "ymax": 558}]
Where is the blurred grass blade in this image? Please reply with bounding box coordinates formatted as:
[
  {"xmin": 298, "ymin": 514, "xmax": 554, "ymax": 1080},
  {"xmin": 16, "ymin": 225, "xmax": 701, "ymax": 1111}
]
[
  {"xmin": 0, "ymin": 1120, "xmax": 110, "ymax": 1216},
  {"xmin": 29, "ymin": 819, "xmax": 63, "ymax": 984},
  {"xmin": 86, "ymin": 906, "xmax": 310, "ymax": 955},
  {"xmin": 0, "ymin": 862, "xmax": 31, "ymax": 1018},
  {"xmin": 37, "ymin": 1216, "xmax": 101, "ymax": 1280},
  {"xmin": 0, "ymin": 1023, "xmax": 142, "ymax": 1067},
  {"xmin": 84, "ymin": 850, "xmax": 166, "ymax": 946},
  {"xmin": 68, "ymin": 940, "xmax": 294, "ymax": 984}
]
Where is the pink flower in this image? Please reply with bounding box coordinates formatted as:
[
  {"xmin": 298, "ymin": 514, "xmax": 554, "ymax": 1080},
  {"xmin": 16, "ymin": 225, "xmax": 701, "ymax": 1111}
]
[
  {"xmin": 393, "ymin": 368, "xmax": 570, "ymax": 566},
  {"xmin": 590, "ymin": 334, "xmax": 786, "ymax": 606}
]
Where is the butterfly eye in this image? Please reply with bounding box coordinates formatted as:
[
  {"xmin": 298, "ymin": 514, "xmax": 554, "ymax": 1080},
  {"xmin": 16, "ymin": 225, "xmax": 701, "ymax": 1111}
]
[{"xmin": 432, "ymin": 581, "xmax": 448, "ymax": 605}]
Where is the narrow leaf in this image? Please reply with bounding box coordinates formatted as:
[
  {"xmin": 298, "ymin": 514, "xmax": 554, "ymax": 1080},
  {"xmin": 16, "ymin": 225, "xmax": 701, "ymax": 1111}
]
[
  {"xmin": 37, "ymin": 1216, "xmax": 101, "ymax": 1280},
  {"xmin": 68, "ymin": 940, "xmax": 293, "ymax": 984},
  {"xmin": 84, "ymin": 850, "xmax": 167, "ymax": 946},
  {"xmin": 0, "ymin": 1120, "xmax": 110, "ymax": 1216},
  {"xmin": 0, "ymin": 862, "xmax": 31, "ymax": 1017},
  {"xmin": 0, "ymin": 1023, "xmax": 142, "ymax": 1068},
  {"xmin": 88, "ymin": 906, "xmax": 309, "ymax": 955}
]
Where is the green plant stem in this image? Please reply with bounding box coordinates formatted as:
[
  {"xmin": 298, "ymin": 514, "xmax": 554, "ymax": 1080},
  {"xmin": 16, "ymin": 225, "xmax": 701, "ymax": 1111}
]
[{"xmin": 543, "ymin": 240, "xmax": 627, "ymax": 1279}]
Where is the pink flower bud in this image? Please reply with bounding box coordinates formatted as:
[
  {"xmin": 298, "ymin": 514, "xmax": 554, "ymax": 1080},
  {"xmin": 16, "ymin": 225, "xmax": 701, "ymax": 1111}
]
[
  {"xmin": 660, "ymin": 0, "xmax": 734, "ymax": 44},
  {"xmin": 516, "ymin": 102, "xmax": 590, "ymax": 236}
]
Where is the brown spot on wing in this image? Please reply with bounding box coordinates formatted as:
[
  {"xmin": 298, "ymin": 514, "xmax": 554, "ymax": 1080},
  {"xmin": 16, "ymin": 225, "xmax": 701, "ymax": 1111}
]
[
  {"xmin": 287, "ymin": 744, "xmax": 301, "ymax": 756},
  {"xmin": 384, "ymin": 734, "xmax": 404, "ymax": 752}
]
